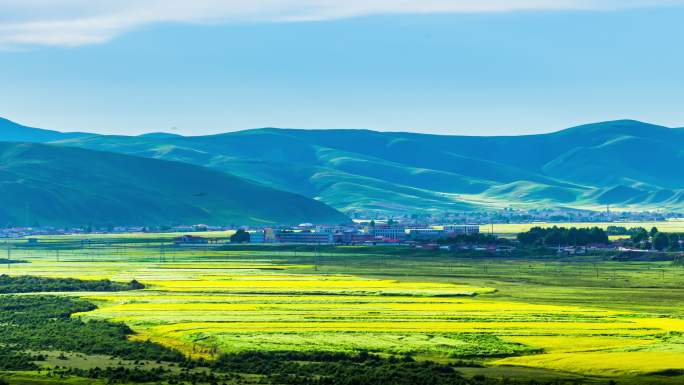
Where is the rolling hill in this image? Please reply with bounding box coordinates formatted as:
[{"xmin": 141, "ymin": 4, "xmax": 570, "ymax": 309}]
[
  {"xmin": 3, "ymin": 117, "xmax": 683, "ymax": 214},
  {"xmin": 0, "ymin": 117, "xmax": 91, "ymax": 142},
  {"xmin": 0, "ymin": 142, "xmax": 348, "ymax": 226}
]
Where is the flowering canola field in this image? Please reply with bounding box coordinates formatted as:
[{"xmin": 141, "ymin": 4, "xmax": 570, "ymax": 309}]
[{"xmin": 7, "ymin": 251, "xmax": 684, "ymax": 378}]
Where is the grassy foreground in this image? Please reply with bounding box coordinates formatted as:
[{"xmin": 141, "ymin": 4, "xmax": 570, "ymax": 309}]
[{"xmin": 3, "ymin": 237, "xmax": 684, "ymax": 383}]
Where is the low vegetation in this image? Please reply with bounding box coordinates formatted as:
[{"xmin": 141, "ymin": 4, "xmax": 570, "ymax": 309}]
[
  {"xmin": 0, "ymin": 295, "xmax": 579, "ymax": 385},
  {"xmin": 0, "ymin": 296, "xmax": 183, "ymax": 361},
  {"xmin": 3, "ymin": 233, "xmax": 684, "ymax": 384},
  {"xmin": 0, "ymin": 258, "xmax": 26, "ymax": 265},
  {"xmin": 417, "ymin": 232, "xmax": 504, "ymax": 245},
  {"xmin": 0, "ymin": 274, "xmax": 144, "ymax": 293}
]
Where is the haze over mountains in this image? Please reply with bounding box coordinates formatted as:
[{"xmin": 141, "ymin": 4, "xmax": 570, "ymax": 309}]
[{"xmin": 2, "ymin": 117, "xmax": 683, "ymax": 222}]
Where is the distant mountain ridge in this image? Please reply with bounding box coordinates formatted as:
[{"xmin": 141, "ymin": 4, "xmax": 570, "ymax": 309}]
[
  {"xmin": 0, "ymin": 141, "xmax": 348, "ymax": 226},
  {"xmin": 0, "ymin": 117, "xmax": 91, "ymax": 143},
  {"xmin": 2, "ymin": 117, "xmax": 683, "ymax": 214}
]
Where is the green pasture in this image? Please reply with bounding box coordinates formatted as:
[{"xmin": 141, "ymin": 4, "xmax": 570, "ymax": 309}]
[{"xmin": 3, "ymin": 236, "xmax": 684, "ymax": 384}]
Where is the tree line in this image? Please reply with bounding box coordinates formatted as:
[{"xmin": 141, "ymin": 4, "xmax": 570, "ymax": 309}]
[
  {"xmin": 0, "ymin": 275, "xmax": 144, "ymax": 294},
  {"xmin": 517, "ymin": 226, "xmax": 609, "ymax": 246},
  {"xmin": 625, "ymin": 227, "xmax": 684, "ymax": 251}
]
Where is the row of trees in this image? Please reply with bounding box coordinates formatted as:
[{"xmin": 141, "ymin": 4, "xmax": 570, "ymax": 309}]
[
  {"xmin": 410, "ymin": 232, "xmax": 491, "ymax": 245},
  {"xmin": 230, "ymin": 229, "xmax": 251, "ymax": 243},
  {"xmin": 518, "ymin": 225, "xmax": 684, "ymax": 251},
  {"xmin": 626, "ymin": 227, "xmax": 684, "ymax": 251},
  {"xmin": 433, "ymin": 233, "xmax": 504, "ymax": 245},
  {"xmin": 606, "ymin": 226, "xmax": 653, "ymax": 237},
  {"xmin": 0, "ymin": 275, "xmax": 144, "ymax": 294},
  {"xmin": 517, "ymin": 226, "xmax": 609, "ymax": 246}
]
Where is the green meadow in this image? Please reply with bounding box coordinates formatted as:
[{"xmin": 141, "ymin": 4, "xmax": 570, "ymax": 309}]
[{"xmin": 3, "ymin": 235, "xmax": 684, "ymax": 384}]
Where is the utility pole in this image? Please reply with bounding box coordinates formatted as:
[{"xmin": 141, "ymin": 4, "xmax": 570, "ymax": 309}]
[{"xmin": 313, "ymin": 245, "xmax": 318, "ymax": 271}]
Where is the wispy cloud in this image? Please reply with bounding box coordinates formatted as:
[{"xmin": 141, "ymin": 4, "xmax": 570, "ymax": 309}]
[{"xmin": 0, "ymin": 0, "xmax": 681, "ymax": 47}]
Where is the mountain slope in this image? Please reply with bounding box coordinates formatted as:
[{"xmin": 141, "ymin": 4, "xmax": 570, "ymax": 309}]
[
  {"xmin": 5, "ymin": 117, "xmax": 684, "ymax": 214},
  {"xmin": 0, "ymin": 117, "xmax": 91, "ymax": 142},
  {"xmin": 0, "ymin": 142, "xmax": 348, "ymax": 226}
]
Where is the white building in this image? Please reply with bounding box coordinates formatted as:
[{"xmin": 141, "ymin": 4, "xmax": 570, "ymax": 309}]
[
  {"xmin": 443, "ymin": 225, "xmax": 480, "ymax": 235},
  {"xmin": 409, "ymin": 229, "xmax": 445, "ymax": 240},
  {"xmin": 249, "ymin": 231, "xmax": 265, "ymax": 243},
  {"xmin": 369, "ymin": 227, "xmax": 407, "ymax": 240}
]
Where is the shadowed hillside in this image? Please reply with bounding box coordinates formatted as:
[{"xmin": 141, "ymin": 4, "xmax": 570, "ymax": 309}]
[
  {"xmin": 0, "ymin": 117, "xmax": 91, "ymax": 142},
  {"xmin": 0, "ymin": 142, "xmax": 348, "ymax": 226}
]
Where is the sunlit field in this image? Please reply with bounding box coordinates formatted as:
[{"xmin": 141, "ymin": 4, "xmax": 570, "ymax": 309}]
[{"xmin": 5, "ymin": 239, "xmax": 684, "ymax": 383}]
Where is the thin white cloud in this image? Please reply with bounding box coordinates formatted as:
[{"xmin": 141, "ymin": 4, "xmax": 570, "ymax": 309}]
[{"xmin": 0, "ymin": 0, "xmax": 681, "ymax": 47}]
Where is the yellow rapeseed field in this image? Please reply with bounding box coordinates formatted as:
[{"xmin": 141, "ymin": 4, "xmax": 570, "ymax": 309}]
[
  {"xmin": 496, "ymin": 351, "xmax": 684, "ymax": 376},
  {"xmin": 9, "ymin": 253, "xmax": 684, "ymax": 377}
]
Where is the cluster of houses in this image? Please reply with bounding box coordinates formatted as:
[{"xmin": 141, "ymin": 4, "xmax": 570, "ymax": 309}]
[
  {"xmin": 350, "ymin": 208, "xmax": 677, "ymax": 227},
  {"xmin": 0, "ymin": 224, "xmax": 230, "ymax": 239},
  {"xmin": 240, "ymin": 223, "xmax": 481, "ymax": 245},
  {"xmin": 0, "ymin": 227, "xmax": 62, "ymax": 238},
  {"xmin": 168, "ymin": 223, "xmax": 481, "ymax": 246},
  {"xmin": 1, "ymin": 222, "xmax": 481, "ymax": 247}
]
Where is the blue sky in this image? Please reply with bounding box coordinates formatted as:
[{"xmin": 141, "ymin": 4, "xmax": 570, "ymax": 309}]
[{"xmin": 2, "ymin": 1, "xmax": 684, "ymax": 136}]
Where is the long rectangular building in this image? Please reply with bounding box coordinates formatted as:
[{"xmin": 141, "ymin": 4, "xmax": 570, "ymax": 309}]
[
  {"xmin": 368, "ymin": 227, "xmax": 407, "ymax": 240},
  {"xmin": 276, "ymin": 231, "xmax": 333, "ymax": 244},
  {"xmin": 443, "ymin": 225, "xmax": 480, "ymax": 235}
]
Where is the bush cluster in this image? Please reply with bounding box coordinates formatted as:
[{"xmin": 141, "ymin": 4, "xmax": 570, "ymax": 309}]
[
  {"xmin": 517, "ymin": 226, "xmax": 608, "ymax": 246},
  {"xmin": 0, "ymin": 274, "xmax": 144, "ymax": 293}
]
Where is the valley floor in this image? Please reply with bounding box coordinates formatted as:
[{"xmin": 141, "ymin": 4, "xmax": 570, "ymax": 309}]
[{"xmin": 3, "ymin": 239, "xmax": 684, "ymax": 384}]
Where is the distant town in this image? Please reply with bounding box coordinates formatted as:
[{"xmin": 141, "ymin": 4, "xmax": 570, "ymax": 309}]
[{"xmin": 2, "ymin": 208, "xmax": 682, "ymax": 252}]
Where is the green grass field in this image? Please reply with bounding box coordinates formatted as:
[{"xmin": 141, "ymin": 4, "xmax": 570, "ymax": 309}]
[{"xmin": 3, "ymin": 236, "xmax": 684, "ymax": 384}]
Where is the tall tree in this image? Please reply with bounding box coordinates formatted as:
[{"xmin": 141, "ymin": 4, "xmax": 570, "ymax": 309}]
[{"xmin": 230, "ymin": 229, "xmax": 250, "ymax": 243}]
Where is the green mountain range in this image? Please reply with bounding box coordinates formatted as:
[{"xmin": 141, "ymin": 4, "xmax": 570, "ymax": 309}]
[
  {"xmin": 0, "ymin": 141, "xmax": 348, "ymax": 227},
  {"xmin": 2, "ymin": 117, "xmax": 683, "ymax": 215}
]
